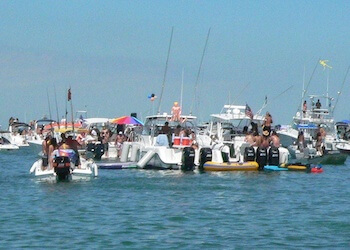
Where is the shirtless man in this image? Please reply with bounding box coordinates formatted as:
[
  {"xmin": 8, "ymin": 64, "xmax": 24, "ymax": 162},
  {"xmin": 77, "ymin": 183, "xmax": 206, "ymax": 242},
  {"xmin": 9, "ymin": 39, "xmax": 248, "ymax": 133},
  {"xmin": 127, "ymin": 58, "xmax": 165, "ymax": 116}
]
[{"xmin": 270, "ymin": 131, "xmax": 280, "ymax": 148}]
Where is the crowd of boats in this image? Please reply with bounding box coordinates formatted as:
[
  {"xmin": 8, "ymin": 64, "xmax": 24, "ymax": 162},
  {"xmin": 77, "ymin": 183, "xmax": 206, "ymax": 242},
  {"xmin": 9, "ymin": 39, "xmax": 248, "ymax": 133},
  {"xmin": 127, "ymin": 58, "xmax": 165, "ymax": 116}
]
[{"xmin": 2, "ymin": 92, "xmax": 350, "ymax": 181}]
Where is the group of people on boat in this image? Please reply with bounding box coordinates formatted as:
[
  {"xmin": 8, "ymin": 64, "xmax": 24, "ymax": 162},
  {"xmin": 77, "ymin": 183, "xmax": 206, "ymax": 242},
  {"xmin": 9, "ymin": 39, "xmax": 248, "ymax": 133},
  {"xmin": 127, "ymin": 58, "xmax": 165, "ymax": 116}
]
[
  {"xmin": 41, "ymin": 132, "xmax": 81, "ymax": 170},
  {"xmin": 244, "ymin": 112, "xmax": 280, "ymax": 148}
]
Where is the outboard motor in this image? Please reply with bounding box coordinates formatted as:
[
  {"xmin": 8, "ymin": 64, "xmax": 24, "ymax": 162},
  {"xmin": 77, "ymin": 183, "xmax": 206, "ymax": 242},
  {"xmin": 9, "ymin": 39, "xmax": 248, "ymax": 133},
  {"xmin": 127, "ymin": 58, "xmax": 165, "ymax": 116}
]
[
  {"xmin": 268, "ymin": 146, "xmax": 280, "ymax": 166},
  {"xmin": 199, "ymin": 148, "xmax": 212, "ymax": 171},
  {"xmin": 181, "ymin": 147, "xmax": 195, "ymax": 171},
  {"xmin": 53, "ymin": 156, "xmax": 71, "ymax": 181},
  {"xmin": 86, "ymin": 142, "xmax": 105, "ymax": 160},
  {"xmin": 244, "ymin": 146, "xmax": 256, "ymax": 162},
  {"xmin": 256, "ymin": 147, "xmax": 268, "ymax": 170}
]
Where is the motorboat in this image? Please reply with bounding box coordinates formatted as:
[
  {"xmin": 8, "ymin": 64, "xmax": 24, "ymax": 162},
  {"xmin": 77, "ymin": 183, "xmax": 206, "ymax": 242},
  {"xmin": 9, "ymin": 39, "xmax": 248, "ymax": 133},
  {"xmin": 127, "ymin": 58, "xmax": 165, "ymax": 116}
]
[
  {"xmin": 198, "ymin": 104, "xmax": 290, "ymax": 171},
  {"xmin": 8, "ymin": 122, "xmax": 30, "ymax": 147},
  {"xmin": 0, "ymin": 132, "xmax": 19, "ymax": 150},
  {"xmin": 130, "ymin": 113, "xmax": 209, "ymax": 170},
  {"xmin": 29, "ymin": 149, "xmax": 98, "ymax": 181},
  {"xmin": 278, "ymin": 95, "xmax": 347, "ymax": 165}
]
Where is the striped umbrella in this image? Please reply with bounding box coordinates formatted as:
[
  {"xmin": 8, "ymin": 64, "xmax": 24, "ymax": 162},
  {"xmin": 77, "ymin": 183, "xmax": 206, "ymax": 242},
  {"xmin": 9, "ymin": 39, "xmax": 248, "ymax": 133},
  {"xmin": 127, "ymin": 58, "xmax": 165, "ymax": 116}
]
[{"xmin": 110, "ymin": 116, "xmax": 144, "ymax": 125}]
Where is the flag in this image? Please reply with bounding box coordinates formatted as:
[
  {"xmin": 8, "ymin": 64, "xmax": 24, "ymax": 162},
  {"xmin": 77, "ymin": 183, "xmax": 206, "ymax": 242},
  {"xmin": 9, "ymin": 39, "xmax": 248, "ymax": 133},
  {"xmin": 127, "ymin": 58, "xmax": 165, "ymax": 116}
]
[
  {"xmin": 245, "ymin": 103, "xmax": 253, "ymax": 119},
  {"xmin": 319, "ymin": 60, "xmax": 332, "ymax": 70},
  {"xmin": 68, "ymin": 88, "xmax": 71, "ymax": 101}
]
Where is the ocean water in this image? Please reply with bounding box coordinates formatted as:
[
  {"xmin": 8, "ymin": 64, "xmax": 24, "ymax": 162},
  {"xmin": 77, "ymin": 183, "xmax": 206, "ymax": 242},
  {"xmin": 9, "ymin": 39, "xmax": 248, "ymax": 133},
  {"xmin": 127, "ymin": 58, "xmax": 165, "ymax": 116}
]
[{"xmin": 1, "ymin": 147, "xmax": 350, "ymax": 249}]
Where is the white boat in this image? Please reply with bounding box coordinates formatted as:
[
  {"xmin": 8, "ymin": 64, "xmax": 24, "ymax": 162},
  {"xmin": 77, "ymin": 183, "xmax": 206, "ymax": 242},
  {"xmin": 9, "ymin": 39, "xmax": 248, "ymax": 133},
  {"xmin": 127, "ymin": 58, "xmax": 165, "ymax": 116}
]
[
  {"xmin": 27, "ymin": 119, "xmax": 57, "ymax": 149},
  {"xmin": 7, "ymin": 122, "xmax": 30, "ymax": 147},
  {"xmin": 131, "ymin": 113, "xmax": 208, "ymax": 170},
  {"xmin": 0, "ymin": 133, "xmax": 19, "ymax": 150},
  {"xmin": 29, "ymin": 149, "xmax": 98, "ymax": 181},
  {"xmin": 277, "ymin": 95, "xmax": 347, "ymax": 165},
  {"xmin": 198, "ymin": 104, "xmax": 290, "ymax": 170}
]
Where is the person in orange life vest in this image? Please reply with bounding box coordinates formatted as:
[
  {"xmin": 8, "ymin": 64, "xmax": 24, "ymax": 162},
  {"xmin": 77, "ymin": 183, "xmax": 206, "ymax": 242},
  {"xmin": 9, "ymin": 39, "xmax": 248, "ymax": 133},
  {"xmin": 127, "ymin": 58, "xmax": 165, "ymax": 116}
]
[{"xmin": 171, "ymin": 102, "xmax": 181, "ymax": 121}]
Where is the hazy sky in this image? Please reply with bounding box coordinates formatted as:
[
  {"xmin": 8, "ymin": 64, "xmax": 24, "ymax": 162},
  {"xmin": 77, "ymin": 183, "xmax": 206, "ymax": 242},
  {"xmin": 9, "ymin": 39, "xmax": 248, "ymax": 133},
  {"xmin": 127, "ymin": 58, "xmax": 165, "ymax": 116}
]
[{"xmin": 1, "ymin": 0, "xmax": 350, "ymax": 128}]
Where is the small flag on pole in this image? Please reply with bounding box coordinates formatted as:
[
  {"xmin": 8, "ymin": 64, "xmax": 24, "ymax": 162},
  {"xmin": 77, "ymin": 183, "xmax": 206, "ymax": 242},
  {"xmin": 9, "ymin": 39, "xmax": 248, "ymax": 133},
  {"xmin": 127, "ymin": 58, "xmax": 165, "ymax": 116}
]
[
  {"xmin": 245, "ymin": 103, "xmax": 254, "ymax": 119},
  {"xmin": 319, "ymin": 60, "xmax": 332, "ymax": 70},
  {"xmin": 68, "ymin": 88, "xmax": 71, "ymax": 101}
]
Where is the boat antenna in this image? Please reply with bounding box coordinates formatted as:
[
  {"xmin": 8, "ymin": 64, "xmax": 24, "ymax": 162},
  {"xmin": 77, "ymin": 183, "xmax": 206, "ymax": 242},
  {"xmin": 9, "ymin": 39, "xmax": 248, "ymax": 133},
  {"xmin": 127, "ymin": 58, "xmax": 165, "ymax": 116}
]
[
  {"xmin": 190, "ymin": 28, "xmax": 211, "ymax": 115},
  {"xmin": 223, "ymin": 82, "xmax": 250, "ymax": 113},
  {"xmin": 157, "ymin": 27, "xmax": 174, "ymax": 114},
  {"xmin": 294, "ymin": 58, "xmax": 320, "ymax": 117},
  {"xmin": 333, "ymin": 64, "xmax": 350, "ymax": 114},
  {"xmin": 53, "ymin": 84, "xmax": 60, "ymax": 129},
  {"xmin": 256, "ymin": 85, "xmax": 293, "ymax": 115},
  {"xmin": 180, "ymin": 67, "xmax": 184, "ymax": 111},
  {"xmin": 46, "ymin": 87, "xmax": 52, "ymax": 120}
]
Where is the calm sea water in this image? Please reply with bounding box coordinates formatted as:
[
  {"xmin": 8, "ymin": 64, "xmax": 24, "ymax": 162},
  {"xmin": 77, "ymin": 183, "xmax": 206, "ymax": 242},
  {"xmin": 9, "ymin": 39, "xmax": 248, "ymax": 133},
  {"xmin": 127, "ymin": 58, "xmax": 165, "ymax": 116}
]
[{"xmin": 1, "ymin": 147, "xmax": 349, "ymax": 249}]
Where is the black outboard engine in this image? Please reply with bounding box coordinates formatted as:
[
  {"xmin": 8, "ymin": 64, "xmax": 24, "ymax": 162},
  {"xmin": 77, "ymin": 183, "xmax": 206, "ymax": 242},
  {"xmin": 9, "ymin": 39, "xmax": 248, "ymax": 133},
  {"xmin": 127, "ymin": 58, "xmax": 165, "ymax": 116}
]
[
  {"xmin": 199, "ymin": 148, "xmax": 212, "ymax": 171},
  {"xmin": 181, "ymin": 147, "xmax": 195, "ymax": 171},
  {"xmin": 86, "ymin": 142, "xmax": 105, "ymax": 160},
  {"xmin": 268, "ymin": 146, "xmax": 280, "ymax": 166},
  {"xmin": 53, "ymin": 156, "xmax": 71, "ymax": 181},
  {"xmin": 256, "ymin": 147, "xmax": 268, "ymax": 170},
  {"xmin": 244, "ymin": 146, "xmax": 256, "ymax": 162}
]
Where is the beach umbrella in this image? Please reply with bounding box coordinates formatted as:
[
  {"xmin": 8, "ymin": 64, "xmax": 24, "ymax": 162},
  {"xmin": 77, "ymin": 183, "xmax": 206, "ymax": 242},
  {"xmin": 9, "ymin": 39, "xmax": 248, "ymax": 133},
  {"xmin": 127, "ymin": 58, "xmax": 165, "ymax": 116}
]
[{"xmin": 110, "ymin": 116, "xmax": 144, "ymax": 126}]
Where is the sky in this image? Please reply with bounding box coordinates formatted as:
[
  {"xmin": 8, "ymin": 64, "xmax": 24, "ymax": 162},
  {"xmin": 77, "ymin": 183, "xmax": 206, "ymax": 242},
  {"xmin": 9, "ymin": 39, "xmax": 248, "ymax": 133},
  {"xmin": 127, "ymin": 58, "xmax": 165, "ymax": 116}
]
[{"xmin": 1, "ymin": 0, "xmax": 350, "ymax": 128}]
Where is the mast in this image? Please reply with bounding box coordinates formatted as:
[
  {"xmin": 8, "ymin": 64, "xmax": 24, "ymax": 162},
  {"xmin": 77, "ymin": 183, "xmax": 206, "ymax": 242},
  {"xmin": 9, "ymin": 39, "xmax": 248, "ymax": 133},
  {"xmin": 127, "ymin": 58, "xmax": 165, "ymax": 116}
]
[
  {"xmin": 180, "ymin": 68, "xmax": 184, "ymax": 111},
  {"xmin": 190, "ymin": 28, "xmax": 211, "ymax": 115},
  {"xmin": 54, "ymin": 84, "xmax": 60, "ymax": 129},
  {"xmin": 46, "ymin": 87, "xmax": 52, "ymax": 119},
  {"xmin": 333, "ymin": 65, "xmax": 350, "ymax": 114},
  {"xmin": 157, "ymin": 27, "xmax": 174, "ymax": 114}
]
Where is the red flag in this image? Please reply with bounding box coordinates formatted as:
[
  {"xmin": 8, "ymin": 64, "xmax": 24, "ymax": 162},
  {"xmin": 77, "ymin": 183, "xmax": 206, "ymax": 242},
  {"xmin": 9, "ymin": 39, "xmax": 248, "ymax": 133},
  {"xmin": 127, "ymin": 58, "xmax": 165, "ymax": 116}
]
[{"xmin": 68, "ymin": 88, "xmax": 71, "ymax": 101}]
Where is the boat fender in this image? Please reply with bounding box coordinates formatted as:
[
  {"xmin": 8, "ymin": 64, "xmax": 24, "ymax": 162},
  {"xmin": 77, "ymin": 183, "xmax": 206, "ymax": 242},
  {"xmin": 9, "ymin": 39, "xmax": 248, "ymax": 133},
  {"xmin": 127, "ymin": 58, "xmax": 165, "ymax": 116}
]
[
  {"xmin": 199, "ymin": 147, "xmax": 212, "ymax": 171},
  {"xmin": 181, "ymin": 147, "xmax": 195, "ymax": 171}
]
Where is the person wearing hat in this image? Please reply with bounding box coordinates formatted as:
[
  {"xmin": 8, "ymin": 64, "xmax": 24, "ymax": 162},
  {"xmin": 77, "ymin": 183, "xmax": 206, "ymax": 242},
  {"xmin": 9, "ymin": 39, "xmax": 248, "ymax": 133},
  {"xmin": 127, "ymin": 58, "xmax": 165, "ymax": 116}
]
[
  {"xmin": 262, "ymin": 112, "xmax": 273, "ymax": 136},
  {"xmin": 171, "ymin": 101, "xmax": 181, "ymax": 121}
]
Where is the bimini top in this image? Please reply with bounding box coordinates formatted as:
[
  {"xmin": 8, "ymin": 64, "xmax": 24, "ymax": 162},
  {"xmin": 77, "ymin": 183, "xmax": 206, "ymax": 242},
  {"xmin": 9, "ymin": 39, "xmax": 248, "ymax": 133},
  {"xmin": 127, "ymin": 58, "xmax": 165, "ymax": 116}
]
[{"xmin": 210, "ymin": 105, "xmax": 264, "ymax": 122}]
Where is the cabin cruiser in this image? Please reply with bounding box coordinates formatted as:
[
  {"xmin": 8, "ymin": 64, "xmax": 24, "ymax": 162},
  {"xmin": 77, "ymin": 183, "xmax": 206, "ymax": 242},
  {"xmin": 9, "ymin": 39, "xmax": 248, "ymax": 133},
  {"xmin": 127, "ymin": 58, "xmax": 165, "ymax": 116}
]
[
  {"xmin": 27, "ymin": 119, "xmax": 57, "ymax": 149},
  {"xmin": 198, "ymin": 105, "xmax": 290, "ymax": 171},
  {"xmin": 30, "ymin": 149, "xmax": 98, "ymax": 181},
  {"xmin": 130, "ymin": 113, "xmax": 209, "ymax": 170},
  {"xmin": 7, "ymin": 122, "xmax": 30, "ymax": 147},
  {"xmin": 277, "ymin": 95, "xmax": 347, "ymax": 165},
  {"xmin": 0, "ymin": 132, "xmax": 19, "ymax": 150}
]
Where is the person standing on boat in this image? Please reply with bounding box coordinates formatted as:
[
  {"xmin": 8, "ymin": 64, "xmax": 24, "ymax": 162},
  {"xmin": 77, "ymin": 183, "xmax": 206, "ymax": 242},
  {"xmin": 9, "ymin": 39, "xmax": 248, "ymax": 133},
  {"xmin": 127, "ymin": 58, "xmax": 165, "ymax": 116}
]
[
  {"xmin": 101, "ymin": 127, "xmax": 110, "ymax": 157},
  {"xmin": 263, "ymin": 112, "xmax": 273, "ymax": 136},
  {"xmin": 171, "ymin": 102, "xmax": 181, "ymax": 121},
  {"xmin": 115, "ymin": 131, "xmax": 124, "ymax": 158},
  {"xmin": 297, "ymin": 131, "xmax": 305, "ymax": 152},
  {"xmin": 48, "ymin": 138, "xmax": 58, "ymax": 169},
  {"xmin": 41, "ymin": 134, "xmax": 52, "ymax": 169},
  {"xmin": 303, "ymin": 100, "xmax": 307, "ymax": 117},
  {"xmin": 316, "ymin": 99, "xmax": 322, "ymax": 109}
]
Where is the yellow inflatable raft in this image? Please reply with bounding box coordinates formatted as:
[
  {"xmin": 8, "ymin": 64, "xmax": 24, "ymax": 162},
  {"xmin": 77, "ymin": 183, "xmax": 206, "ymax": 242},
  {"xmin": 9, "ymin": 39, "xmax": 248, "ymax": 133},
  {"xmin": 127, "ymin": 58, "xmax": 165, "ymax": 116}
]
[{"xmin": 203, "ymin": 161, "xmax": 259, "ymax": 171}]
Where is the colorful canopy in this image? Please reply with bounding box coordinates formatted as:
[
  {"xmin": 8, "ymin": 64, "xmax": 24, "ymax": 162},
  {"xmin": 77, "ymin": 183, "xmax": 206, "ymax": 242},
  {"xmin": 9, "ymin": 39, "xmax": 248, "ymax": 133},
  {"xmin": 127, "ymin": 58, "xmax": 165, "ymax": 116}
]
[{"xmin": 110, "ymin": 116, "xmax": 144, "ymax": 125}]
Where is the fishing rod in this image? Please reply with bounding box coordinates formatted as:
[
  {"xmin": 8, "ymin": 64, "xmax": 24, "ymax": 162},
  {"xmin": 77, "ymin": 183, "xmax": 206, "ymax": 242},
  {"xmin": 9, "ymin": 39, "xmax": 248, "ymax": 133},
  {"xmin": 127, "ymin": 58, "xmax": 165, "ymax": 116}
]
[
  {"xmin": 256, "ymin": 85, "xmax": 293, "ymax": 115},
  {"xmin": 53, "ymin": 84, "xmax": 60, "ymax": 129},
  {"xmin": 190, "ymin": 28, "xmax": 211, "ymax": 115},
  {"xmin": 46, "ymin": 87, "xmax": 52, "ymax": 119},
  {"xmin": 157, "ymin": 27, "xmax": 174, "ymax": 114},
  {"xmin": 332, "ymin": 64, "xmax": 350, "ymax": 114},
  {"xmin": 296, "ymin": 59, "xmax": 320, "ymax": 115}
]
